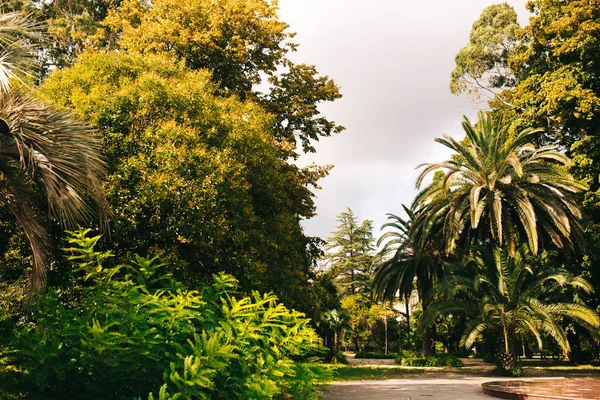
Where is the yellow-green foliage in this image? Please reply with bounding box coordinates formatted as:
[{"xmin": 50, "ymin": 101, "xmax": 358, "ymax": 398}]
[
  {"xmin": 9, "ymin": 229, "xmax": 326, "ymax": 399},
  {"xmin": 37, "ymin": 51, "xmax": 318, "ymax": 311},
  {"xmin": 341, "ymin": 294, "xmax": 383, "ymax": 351},
  {"xmin": 106, "ymin": 0, "xmax": 290, "ymax": 94}
]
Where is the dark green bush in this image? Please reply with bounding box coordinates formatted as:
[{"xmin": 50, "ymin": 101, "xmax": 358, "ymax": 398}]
[
  {"xmin": 8, "ymin": 229, "xmax": 328, "ymax": 399},
  {"xmin": 354, "ymin": 352, "xmax": 398, "ymax": 359}
]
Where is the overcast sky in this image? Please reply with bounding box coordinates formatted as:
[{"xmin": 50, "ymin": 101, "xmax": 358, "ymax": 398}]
[{"xmin": 277, "ymin": 0, "xmax": 530, "ymax": 240}]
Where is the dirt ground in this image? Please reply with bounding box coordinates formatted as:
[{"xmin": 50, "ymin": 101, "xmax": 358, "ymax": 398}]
[
  {"xmin": 321, "ymin": 376, "xmax": 565, "ymax": 400},
  {"xmin": 323, "ymin": 356, "xmax": 582, "ymax": 399}
]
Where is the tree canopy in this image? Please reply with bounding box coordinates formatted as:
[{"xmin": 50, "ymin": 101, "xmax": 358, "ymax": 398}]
[{"xmin": 36, "ymin": 51, "xmax": 325, "ymax": 310}]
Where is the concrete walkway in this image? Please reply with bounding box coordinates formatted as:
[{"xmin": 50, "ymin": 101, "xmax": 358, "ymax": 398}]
[{"xmin": 321, "ymin": 377, "xmax": 564, "ymax": 400}]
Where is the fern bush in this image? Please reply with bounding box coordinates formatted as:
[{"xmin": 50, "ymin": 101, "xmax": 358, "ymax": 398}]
[{"xmin": 9, "ymin": 230, "xmax": 326, "ymax": 399}]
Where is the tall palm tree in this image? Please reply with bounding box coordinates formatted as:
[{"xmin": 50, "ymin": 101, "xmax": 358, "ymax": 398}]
[
  {"xmin": 423, "ymin": 246, "xmax": 600, "ymax": 373},
  {"xmin": 371, "ymin": 205, "xmax": 441, "ymax": 356},
  {"xmin": 413, "ymin": 111, "xmax": 587, "ymax": 257},
  {"xmin": 0, "ymin": 10, "xmax": 106, "ymax": 289}
]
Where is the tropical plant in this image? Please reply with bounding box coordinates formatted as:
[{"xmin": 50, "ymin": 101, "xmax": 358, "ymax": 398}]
[
  {"xmin": 0, "ymin": 8, "xmax": 41, "ymax": 91},
  {"xmin": 423, "ymin": 246, "xmax": 600, "ymax": 374},
  {"xmin": 0, "ymin": 9, "xmax": 105, "ymax": 290},
  {"xmin": 371, "ymin": 206, "xmax": 441, "ymax": 356},
  {"xmin": 372, "ymin": 207, "xmax": 415, "ymax": 308},
  {"xmin": 10, "ymin": 229, "xmax": 327, "ymax": 399},
  {"xmin": 321, "ymin": 308, "xmax": 348, "ymax": 352},
  {"xmin": 414, "ymin": 111, "xmax": 587, "ymax": 257}
]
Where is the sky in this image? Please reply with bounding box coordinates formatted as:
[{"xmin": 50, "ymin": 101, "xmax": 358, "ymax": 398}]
[{"xmin": 277, "ymin": 0, "xmax": 530, "ymax": 240}]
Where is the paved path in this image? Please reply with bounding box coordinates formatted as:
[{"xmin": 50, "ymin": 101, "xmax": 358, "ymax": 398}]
[{"xmin": 321, "ymin": 377, "xmax": 564, "ymax": 400}]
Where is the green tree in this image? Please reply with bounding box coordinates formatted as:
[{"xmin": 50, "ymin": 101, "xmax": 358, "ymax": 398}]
[
  {"xmin": 341, "ymin": 294, "xmax": 382, "ymax": 353},
  {"xmin": 0, "ymin": 90, "xmax": 106, "ymax": 289},
  {"xmin": 7, "ymin": 0, "xmax": 344, "ymax": 157},
  {"xmin": 324, "ymin": 208, "xmax": 375, "ymax": 296},
  {"xmin": 450, "ymin": 3, "xmax": 520, "ymax": 102},
  {"xmin": 105, "ymin": 0, "xmax": 344, "ymax": 155},
  {"xmin": 453, "ymin": 0, "xmax": 600, "ymax": 358},
  {"xmin": 0, "ymin": 0, "xmax": 123, "ymax": 72},
  {"xmin": 414, "ymin": 111, "xmax": 586, "ymax": 257},
  {"xmin": 321, "ymin": 308, "xmax": 348, "ymax": 352},
  {"xmin": 108, "ymin": 0, "xmax": 291, "ymax": 96},
  {"xmin": 37, "ymin": 51, "xmax": 319, "ymax": 311},
  {"xmin": 371, "ymin": 206, "xmax": 442, "ymax": 356},
  {"xmin": 371, "ymin": 206, "xmax": 441, "ymax": 357},
  {"xmin": 424, "ymin": 246, "xmax": 600, "ymax": 374}
]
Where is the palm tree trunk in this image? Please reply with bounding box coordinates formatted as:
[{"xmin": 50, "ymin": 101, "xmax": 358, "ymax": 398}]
[
  {"xmin": 568, "ymin": 329, "xmax": 583, "ymax": 363},
  {"xmin": 420, "ymin": 277, "xmax": 434, "ymax": 357},
  {"xmin": 405, "ymin": 292, "xmax": 411, "ymax": 334},
  {"xmin": 495, "ymin": 330, "xmax": 518, "ymax": 374},
  {"xmin": 333, "ymin": 330, "xmax": 338, "ymax": 352},
  {"xmin": 422, "ymin": 326, "xmax": 434, "ymax": 357}
]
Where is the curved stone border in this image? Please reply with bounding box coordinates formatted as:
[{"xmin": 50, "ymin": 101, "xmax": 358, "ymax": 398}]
[{"xmin": 482, "ymin": 379, "xmax": 600, "ymax": 400}]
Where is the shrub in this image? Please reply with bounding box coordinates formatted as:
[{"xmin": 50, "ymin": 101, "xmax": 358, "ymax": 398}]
[
  {"xmin": 354, "ymin": 352, "xmax": 398, "ymax": 360},
  {"xmin": 395, "ymin": 353, "xmax": 463, "ymax": 367},
  {"xmin": 9, "ymin": 229, "xmax": 327, "ymax": 399}
]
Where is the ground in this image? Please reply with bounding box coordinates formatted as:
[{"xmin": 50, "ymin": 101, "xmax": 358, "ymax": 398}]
[
  {"xmin": 321, "ymin": 356, "xmax": 600, "ymax": 399},
  {"xmin": 322, "ymin": 376, "xmax": 513, "ymax": 400}
]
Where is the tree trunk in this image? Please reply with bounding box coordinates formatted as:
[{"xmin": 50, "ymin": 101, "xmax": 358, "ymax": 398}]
[
  {"xmin": 384, "ymin": 310, "xmax": 388, "ymax": 355},
  {"xmin": 495, "ymin": 331, "xmax": 519, "ymax": 375},
  {"xmin": 420, "ymin": 278, "xmax": 434, "ymax": 357},
  {"xmin": 422, "ymin": 326, "xmax": 434, "ymax": 357},
  {"xmin": 568, "ymin": 329, "xmax": 583, "ymax": 364},
  {"xmin": 405, "ymin": 292, "xmax": 411, "ymax": 334},
  {"xmin": 353, "ymin": 336, "xmax": 361, "ymax": 353},
  {"xmin": 496, "ymin": 351, "xmax": 518, "ymax": 374},
  {"xmin": 333, "ymin": 331, "xmax": 338, "ymax": 352}
]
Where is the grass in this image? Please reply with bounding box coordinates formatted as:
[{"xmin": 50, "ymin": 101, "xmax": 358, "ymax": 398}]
[
  {"xmin": 512, "ymin": 359, "xmax": 600, "ymax": 376},
  {"xmin": 323, "ymin": 365, "xmax": 425, "ymax": 382}
]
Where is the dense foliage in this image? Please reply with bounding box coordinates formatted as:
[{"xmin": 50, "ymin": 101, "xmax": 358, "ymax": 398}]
[
  {"xmin": 424, "ymin": 247, "xmax": 600, "ymax": 373},
  {"xmin": 0, "ymin": 0, "xmax": 343, "ymax": 320},
  {"xmin": 372, "ymin": 206, "xmax": 441, "ymax": 356},
  {"xmin": 5, "ymin": 230, "xmax": 326, "ymax": 399},
  {"xmin": 321, "ymin": 208, "xmax": 401, "ymax": 354},
  {"xmin": 443, "ymin": 0, "xmax": 600, "ymax": 369},
  {"xmin": 32, "ymin": 51, "xmax": 323, "ymax": 313}
]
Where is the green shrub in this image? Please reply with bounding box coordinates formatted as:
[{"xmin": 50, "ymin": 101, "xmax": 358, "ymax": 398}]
[
  {"xmin": 395, "ymin": 353, "xmax": 463, "ymax": 367},
  {"xmin": 354, "ymin": 352, "xmax": 398, "ymax": 360},
  {"xmin": 495, "ymin": 363, "xmax": 523, "ymax": 377},
  {"xmin": 9, "ymin": 229, "xmax": 327, "ymax": 399}
]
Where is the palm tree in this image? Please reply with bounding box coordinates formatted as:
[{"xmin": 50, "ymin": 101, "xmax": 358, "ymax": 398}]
[
  {"xmin": 321, "ymin": 308, "xmax": 348, "ymax": 353},
  {"xmin": 0, "ymin": 9, "xmax": 41, "ymax": 91},
  {"xmin": 371, "ymin": 206, "xmax": 441, "ymax": 356},
  {"xmin": 423, "ymin": 246, "xmax": 600, "ymax": 374},
  {"xmin": 0, "ymin": 90, "xmax": 106, "ymax": 289},
  {"xmin": 0, "ymin": 10, "xmax": 106, "ymax": 290},
  {"xmin": 413, "ymin": 111, "xmax": 587, "ymax": 257}
]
